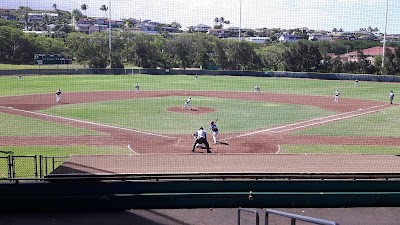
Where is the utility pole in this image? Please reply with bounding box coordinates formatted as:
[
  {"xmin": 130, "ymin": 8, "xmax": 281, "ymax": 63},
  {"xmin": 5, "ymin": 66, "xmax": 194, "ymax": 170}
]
[{"xmin": 238, "ymin": 0, "xmax": 242, "ymax": 41}]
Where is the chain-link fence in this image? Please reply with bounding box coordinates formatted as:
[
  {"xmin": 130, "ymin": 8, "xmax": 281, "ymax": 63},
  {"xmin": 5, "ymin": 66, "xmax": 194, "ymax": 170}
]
[{"xmin": 0, "ymin": 155, "xmax": 69, "ymax": 181}]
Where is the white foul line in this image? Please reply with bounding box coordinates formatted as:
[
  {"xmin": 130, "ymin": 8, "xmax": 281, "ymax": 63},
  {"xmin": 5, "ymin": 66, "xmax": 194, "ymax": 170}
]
[
  {"xmin": 0, "ymin": 106, "xmax": 176, "ymax": 139},
  {"xmin": 128, "ymin": 144, "xmax": 140, "ymax": 155},
  {"xmin": 221, "ymin": 104, "xmax": 387, "ymax": 141}
]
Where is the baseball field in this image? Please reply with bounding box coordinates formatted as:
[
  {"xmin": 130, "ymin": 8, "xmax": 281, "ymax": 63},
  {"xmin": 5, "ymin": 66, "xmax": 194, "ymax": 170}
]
[{"xmin": 0, "ymin": 73, "xmax": 400, "ymax": 176}]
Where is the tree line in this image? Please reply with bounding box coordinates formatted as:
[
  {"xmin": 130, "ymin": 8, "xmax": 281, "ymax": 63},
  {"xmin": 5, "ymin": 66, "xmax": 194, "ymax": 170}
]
[{"xmin": 1, "ymin": 22, "xmax": 400, "ymax": 75}]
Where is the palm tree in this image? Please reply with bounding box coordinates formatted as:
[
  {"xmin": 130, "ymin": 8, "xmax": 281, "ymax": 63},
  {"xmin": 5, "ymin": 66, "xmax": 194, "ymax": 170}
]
[
  {"xmin": 100, "ymin": 4, "xmax": 108, "ymax": 18},
  {"xmin": 213, "ymin": 17, "xmax": 230, "ymax": 29},
  {"xmin": 81, "ymin": 4, "xmax": 88, "ymax": 16}
]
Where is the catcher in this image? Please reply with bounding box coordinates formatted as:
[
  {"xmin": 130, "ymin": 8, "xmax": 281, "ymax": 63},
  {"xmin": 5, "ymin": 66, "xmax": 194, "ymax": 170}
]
[{"xmin": 192, "ymin": 127, "xmax": 211, "ymax": 153}]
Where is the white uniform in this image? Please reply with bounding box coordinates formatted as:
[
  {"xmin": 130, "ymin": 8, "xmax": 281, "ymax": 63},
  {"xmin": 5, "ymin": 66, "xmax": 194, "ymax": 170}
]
[
  {"xmin": 210, "ymin": 121, "xmax": 219, "ymax": 144},
  {"xmin": 334, "ymin": 90, "xmax": 340, "ymax": 103},
  {"xmin": 135, "ymin": 83, "xmax": 140, "ymax": 94},
  {"xmin": 182, "ymin": 97, "xmax": 192, "ymax": 110},
  {"xmin": 56, "ymin": 89, "xmax": 62, "ymax": 103}
]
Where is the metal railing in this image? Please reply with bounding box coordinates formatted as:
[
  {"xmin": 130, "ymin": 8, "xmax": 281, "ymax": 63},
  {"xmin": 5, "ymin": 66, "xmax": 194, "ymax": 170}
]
[
  {"xmin": 0, "ymin": 155, "xmax": 69, "ymax": 180},
  {"xmin": 238, "ymin": 208, "xmax": 338, "ymax": 225},
  {"xmin": 265, "ymin": 209, "xmax": 338, "ymax": 225},
  {"xmin": 238, "ymin": 207, "xmax": 259, "ymax": 225}
]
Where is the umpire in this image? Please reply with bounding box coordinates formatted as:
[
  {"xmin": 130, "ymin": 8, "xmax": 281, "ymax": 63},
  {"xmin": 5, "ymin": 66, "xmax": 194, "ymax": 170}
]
[{"xmin": 192, "ymin": 127, "xmax": 211, "ymax": 153}]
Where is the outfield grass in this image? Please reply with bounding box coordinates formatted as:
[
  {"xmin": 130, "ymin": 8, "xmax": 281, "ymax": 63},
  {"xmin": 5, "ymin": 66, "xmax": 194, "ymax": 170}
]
[
  {"xmin": 0, "ymin": 112, "xmax": 103, "ymax": 136},
  {"xmin": 41, "ymin": 96, "xmax": 333, "ymax": 134},
  {"xmin": 282, "ymin": 144, "xmax": 400, "ymax": 154},
  {"xmin": 293, "ymin": 106, "xmax": 400, "ymax": 137},
  {"xmin": 0, "ymin": 74, "xmax": 396, "ymax": 102}
]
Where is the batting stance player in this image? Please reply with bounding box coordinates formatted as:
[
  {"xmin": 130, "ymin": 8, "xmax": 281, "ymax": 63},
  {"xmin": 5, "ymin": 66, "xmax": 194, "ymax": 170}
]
[
  {"xmin": 192, "ymin": 127, "xmax": 211, "ymax": 153},
  {"xmin": 182, "ymin": 97, "xmax": 192, "ymax": 110},
  {"xmin": 210, "ymin": 120, "xmax": 219, "ymax": 144},
  {"xmin": 56, "ymin": 88, "xmax": 62, "ymax": 103}
]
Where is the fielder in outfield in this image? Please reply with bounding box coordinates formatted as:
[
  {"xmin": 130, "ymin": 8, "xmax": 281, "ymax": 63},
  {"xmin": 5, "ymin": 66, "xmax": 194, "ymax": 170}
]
[{"xmin": 56, "ymin": 88, "xmax": 62, "ymax": 103}]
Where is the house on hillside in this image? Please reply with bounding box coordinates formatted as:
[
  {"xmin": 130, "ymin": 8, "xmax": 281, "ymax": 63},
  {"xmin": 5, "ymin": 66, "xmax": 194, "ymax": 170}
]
[
  {"xmin": 278, "ymin": 33, "xmax": 302, "ymax": 42},
  {"xmin": 27, "ymin": 13, "xmax": 58, "ymax": 22},
  {"xmin": 246, "ymin": 36, "xmax": 270, "ymax": 44},
  {"xmin": 193, "ymin": 24, "xmax": 211, "ymax": 33},
  {"xmin": 340, "ymin": 46, "xmax": 395, "ymax": 63},
  {"xmin": 208, "ymin": 28, "xmax": 231, "ymax": 38},
  {"xmin": 309, "ymin": 34, "xmax": 332, "ymax": 41}
]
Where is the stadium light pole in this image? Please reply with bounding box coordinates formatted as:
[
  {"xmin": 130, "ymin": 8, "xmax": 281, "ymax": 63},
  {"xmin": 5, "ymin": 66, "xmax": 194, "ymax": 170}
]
[
  {"xmin": 381, "ymin": 0, "xmax": 389, "ymax": 70},
  {"xmin": 238, "ymin": 0, "xmax": 242, "ymax": 41},
  {"xmin": 108, "ymin": 0, "xmax": 112, "ymax": 67}
]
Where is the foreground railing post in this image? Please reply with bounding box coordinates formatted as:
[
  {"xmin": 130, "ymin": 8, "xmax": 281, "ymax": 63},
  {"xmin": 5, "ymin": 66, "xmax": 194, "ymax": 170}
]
[{"xmin": 238, "ymin": 207, "xmax": 259, "ymax": 225}]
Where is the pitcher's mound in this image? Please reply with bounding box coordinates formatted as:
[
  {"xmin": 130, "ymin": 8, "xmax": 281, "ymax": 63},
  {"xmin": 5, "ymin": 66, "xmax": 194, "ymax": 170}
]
[{"xmin": 167, "ymin": 107, "xmax": 216, "ymax": 115}]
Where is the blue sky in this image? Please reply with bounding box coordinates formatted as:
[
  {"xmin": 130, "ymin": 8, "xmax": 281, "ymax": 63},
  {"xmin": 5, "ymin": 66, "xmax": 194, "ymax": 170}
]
[{"xmin": 1, "ymin": 0, "xmax": 399, "ymax": 33}]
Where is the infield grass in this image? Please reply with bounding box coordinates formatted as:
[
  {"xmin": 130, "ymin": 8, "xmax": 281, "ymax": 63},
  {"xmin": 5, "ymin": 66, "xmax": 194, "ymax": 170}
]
[{"xmin": 41, "ymin": 96, "xmax": 333, "ymax": 134}]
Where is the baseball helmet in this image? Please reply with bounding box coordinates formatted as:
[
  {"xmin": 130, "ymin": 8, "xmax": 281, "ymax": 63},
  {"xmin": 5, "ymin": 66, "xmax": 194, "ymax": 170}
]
[{"xmin": 210, "ymin": 121, "xmax": 214, "ymax": 124}]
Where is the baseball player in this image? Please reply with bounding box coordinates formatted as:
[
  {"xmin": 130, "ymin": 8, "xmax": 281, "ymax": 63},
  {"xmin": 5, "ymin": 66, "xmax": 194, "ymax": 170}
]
[
  {"xmin": 195, "ymin": 74, "xmax": 198, "ymax": 80},
  {"xmin": 334, "ymin": 89, "xmax": 340, "ymax": 103},
  {"xmin": 210, "ymin": 120, "xmax": 219, "ymax": 144},
  {"xmin": 135, "ymin": 83, "xmax": 140, "ymax": 94},
  {"xmin": 192, "ymin": 127, "xmax": 211, "ymax": 153},
  {"xmin": 255, "ymin": 85, "xmax": 261, "ymax": 94},
  {"xmin": 18, "ymin": 74, "xmax": 23, "ymax": 80},
  {"xmin": 182, "ymin": 97, "xmax": 192, "ymax": 110},
  {"xmin": 56, "ymin": 88, "xmax": 62, "ymax": 103},
  {"xmin": 390, "ymin": 90, "xmax": 395, "ymax": 104},
  {"xmin": 354, "ymin": 79, "xmax": 359, "ymax": 86}
]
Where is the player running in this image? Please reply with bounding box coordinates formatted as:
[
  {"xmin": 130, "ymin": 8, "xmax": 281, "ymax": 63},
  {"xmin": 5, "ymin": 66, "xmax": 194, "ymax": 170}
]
[{"xmin": 255, "ymin": 85, "xmax": 261, "ymax": 94}]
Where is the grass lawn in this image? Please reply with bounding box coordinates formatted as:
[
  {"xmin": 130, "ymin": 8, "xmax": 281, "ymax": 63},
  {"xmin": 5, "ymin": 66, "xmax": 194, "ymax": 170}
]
[
  {"xmin": 0, "ymin": 146, "xmax": 130, "ymax": 179},
  {"xmin": 41, "ymin": 96, "xmax": 333, "ymax": 134},
  {"xmin": 0, "ymin": 145, "xmax": 130, "ymax": 156},
  {"xmin": 293, "ymin": 106, "xmax": 400, "ymax": 137},
  {"xmin": 281, "ymin": 144, "xmax": 400, "ymax": 154},
  {"xmin": 0, "ymin": 112, "xmax": 103, "ymax": 136},
  {"xmin": 0, "ymin": 74, "xmax": 395, "ymax": 103}
]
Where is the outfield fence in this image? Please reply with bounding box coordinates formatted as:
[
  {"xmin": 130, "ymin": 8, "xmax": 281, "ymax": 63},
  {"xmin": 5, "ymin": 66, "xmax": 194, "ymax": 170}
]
[
  {"xmin": 0, "ymin": 155, "xmax": 69, "ymax": 180},
  {"xmin": 1, "ymin": 68, "xmax": 400, "ymax": 83}
]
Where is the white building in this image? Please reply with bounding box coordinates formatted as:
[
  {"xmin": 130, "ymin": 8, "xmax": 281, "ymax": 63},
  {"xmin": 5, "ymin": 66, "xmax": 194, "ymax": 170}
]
[
  {"xmin": 246, "ymin": 37, "xmax": 270, "ymax": 44},
  {"xmin": 193, "ymin": 24, "xmax": 211, "ymax": 33},
  {"xmin": 278, "ymin": 34, "xmax": 302, "ymax": 42}
]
